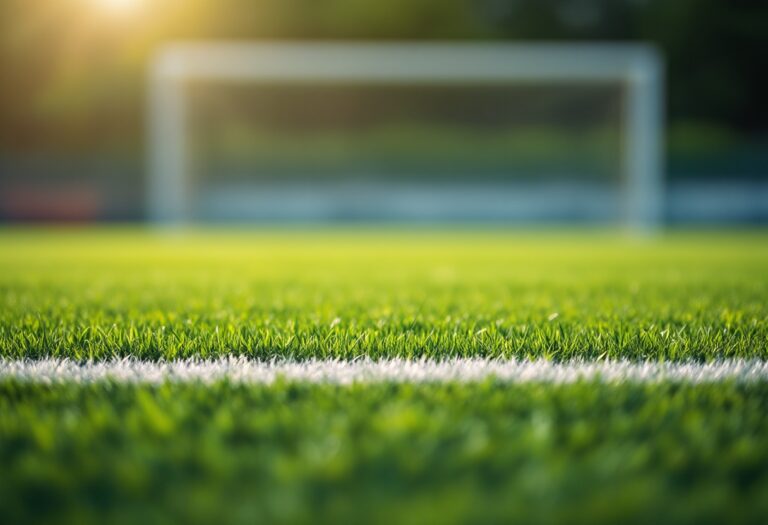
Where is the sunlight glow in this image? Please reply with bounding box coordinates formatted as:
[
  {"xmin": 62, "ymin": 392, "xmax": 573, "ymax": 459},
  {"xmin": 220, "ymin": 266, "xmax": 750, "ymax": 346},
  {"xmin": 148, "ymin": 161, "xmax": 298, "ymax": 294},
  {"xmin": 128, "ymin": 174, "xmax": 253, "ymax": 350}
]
[{"xmin": 92, "ymin": 0, "xmax": 141, "ymax": 15}]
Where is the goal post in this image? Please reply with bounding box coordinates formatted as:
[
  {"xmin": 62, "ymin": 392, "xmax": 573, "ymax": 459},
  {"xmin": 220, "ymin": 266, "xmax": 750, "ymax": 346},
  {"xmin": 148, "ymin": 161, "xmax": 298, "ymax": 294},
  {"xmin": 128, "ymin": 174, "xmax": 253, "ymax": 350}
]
[{"xmin": 147, "ymin": 42, "xmax": 663, "ymax": 229}]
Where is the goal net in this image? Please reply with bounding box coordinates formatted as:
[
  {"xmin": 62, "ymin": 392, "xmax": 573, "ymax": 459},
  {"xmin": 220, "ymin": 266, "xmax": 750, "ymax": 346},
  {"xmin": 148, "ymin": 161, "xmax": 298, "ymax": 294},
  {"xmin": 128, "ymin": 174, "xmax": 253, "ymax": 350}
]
[{"xmin": 148, "ymin": 43, "xmax": 663, "ymax": 229}]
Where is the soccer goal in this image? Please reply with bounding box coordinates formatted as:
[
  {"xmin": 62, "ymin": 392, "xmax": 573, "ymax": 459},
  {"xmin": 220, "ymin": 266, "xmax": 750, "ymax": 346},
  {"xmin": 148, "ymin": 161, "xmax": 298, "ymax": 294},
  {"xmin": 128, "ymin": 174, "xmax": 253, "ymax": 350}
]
[{"xmin": 147, "ymin": 42, "xmax": 663, "ymax": 229}]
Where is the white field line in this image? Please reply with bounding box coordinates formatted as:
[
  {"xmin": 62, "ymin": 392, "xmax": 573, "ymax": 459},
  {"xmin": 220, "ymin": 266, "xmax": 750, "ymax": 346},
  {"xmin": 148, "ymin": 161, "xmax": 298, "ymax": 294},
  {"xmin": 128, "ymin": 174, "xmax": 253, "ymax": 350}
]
[{"xmin": 1, "ymin": 358, "xmax": 768, "ymax": 385}]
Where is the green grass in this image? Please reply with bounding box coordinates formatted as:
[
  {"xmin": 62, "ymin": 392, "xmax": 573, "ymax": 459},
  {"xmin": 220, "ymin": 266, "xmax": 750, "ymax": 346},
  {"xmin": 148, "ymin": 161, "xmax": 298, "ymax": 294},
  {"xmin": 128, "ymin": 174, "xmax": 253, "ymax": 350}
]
[
  {"xmin": 2, "ymin": 380, "xmax": 768, "ymax": 524},
  {"xmin": 1, "ymin": 229, "xmax": 767, "ymax": 361},
  {"xmin": 1, "ymin": 228, "xmax": 768, "ymax": 523}
]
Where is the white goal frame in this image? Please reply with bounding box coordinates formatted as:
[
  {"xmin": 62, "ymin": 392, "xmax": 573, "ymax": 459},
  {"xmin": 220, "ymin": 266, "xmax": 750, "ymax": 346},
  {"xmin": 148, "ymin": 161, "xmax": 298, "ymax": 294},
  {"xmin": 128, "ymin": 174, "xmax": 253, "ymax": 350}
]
[{"xmin": 148, "ymin": 42, "xmax": 663, "ymax": 229}]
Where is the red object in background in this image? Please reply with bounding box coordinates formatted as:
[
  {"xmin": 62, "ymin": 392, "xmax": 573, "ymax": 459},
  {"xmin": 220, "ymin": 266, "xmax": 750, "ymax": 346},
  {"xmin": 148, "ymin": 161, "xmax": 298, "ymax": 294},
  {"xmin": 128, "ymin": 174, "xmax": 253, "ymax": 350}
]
[{"xmin": 1, "ymin": 185, "xmax": 103, "ymax": 222}]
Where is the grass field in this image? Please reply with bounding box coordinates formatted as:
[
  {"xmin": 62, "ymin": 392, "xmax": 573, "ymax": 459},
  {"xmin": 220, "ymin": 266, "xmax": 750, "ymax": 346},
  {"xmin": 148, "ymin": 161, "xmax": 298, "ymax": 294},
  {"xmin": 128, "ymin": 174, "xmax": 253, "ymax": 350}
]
[
  {"xmin": 1, "ymin": 228, "xmax": 767, "ymax": 523},
  {"xmin": 2, "ymin": 229, "xmax": 767, "ymax": 361}
]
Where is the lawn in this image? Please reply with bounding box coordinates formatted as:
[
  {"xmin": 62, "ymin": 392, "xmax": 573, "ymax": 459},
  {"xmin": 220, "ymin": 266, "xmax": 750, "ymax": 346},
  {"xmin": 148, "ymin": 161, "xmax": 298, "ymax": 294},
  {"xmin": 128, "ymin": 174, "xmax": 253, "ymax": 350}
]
[
  {"xmin": 1, "ymin": 228, "xmax": 767, "ymax": 523},
  {"xmin": 1, "ymin": 229, "xmax": 766, "ymax": 361},
  {"xmin": 3, "ymin": 380, "xmax": 767, "ymax": 524}
]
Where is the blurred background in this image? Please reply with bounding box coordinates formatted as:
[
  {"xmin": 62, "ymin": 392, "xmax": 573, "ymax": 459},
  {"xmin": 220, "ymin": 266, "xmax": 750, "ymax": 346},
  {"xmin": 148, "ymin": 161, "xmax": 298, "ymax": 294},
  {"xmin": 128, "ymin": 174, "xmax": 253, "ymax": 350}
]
[{"xmin": 0, "ymin": 0, "xmax": 766, "ymax": 224}]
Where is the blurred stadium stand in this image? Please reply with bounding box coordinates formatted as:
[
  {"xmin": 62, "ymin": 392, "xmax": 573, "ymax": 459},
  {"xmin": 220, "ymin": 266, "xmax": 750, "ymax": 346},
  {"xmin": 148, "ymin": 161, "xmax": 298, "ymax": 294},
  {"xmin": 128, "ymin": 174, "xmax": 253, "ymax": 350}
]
[{"xmin": 0, "ymin": 0, "xmax": 765, "ymax": 224}]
